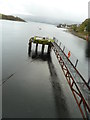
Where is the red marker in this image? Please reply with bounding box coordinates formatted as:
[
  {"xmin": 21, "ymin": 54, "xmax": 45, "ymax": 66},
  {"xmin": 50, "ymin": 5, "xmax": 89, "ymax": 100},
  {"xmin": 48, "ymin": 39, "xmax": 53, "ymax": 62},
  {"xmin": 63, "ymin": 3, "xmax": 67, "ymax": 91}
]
[{"xmin": 68, "ymin": 51, "xmax": 71, "ymax": 59}]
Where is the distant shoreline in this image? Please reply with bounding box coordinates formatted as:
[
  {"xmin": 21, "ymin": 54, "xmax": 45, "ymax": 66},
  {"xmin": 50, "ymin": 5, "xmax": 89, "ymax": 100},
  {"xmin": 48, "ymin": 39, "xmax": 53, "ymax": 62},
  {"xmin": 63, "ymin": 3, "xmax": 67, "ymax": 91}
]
[
  {"xmin": 68, "ymin": 29, "xmax": 87, "ymax": 40},
  {"xmin": 0, "ymin": 19, "xmax": 26, "ymax": 23},
  {"xmin": 0, "ymin": 13, "xmax": 26, "ymax": 22},
  {"xmin": 56, "ymin": 18, "xmax": 90, "ymax": 41},
  {"xmin": 63, "ymin": 29, "xmax": 87, "ymax": 41}
]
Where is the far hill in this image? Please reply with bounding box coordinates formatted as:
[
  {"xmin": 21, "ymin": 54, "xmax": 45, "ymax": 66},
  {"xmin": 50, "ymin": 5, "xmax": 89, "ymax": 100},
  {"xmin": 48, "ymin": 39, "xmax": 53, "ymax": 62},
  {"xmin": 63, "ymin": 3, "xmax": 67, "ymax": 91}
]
[
  {"xmin": 69, "ymin": 18, "xmax": 90, "ymax": 34},
  {"xmin": 0, "ymin": 13, "xmax": 26, "ymax": 22},
  {"xmin": 57, "ymin": 18, "xmax": 90, "ymax": 40},
  {"xmin": 77, "ymin": 18, "xmax": 90, "ymax": 34},
  {"xmin": 69, "ymin": 18, "xmax": 90, "ymax": 40}
]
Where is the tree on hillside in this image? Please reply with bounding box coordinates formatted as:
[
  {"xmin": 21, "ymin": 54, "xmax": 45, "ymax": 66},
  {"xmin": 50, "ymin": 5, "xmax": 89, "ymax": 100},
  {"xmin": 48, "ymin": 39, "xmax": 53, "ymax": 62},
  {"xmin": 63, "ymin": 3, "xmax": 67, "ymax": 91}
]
[{"xmin": 77, "ymin": 19, "xmax": 90, "ymax": 33}]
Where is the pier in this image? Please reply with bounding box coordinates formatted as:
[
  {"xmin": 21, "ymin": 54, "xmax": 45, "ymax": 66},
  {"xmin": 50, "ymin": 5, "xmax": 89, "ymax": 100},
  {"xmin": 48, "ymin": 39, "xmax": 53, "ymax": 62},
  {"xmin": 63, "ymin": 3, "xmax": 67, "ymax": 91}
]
[
  {"xmin": 28, "ymin": 36, "xmax": 54, "ymax": 54},
  {"xmin": 28, "ymin": 36, "xmax": 90, "ymax": 120}
]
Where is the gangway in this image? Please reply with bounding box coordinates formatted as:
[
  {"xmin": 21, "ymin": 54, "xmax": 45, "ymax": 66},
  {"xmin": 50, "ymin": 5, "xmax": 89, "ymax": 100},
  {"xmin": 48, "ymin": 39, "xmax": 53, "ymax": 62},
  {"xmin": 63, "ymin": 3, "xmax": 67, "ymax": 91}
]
[
  {"xmin": 52, "ymin": 39, "xmax": 90, "ymax": 120},
  {"xmin": 28, "ymin": 36, "xmax": 90, "ymax": 119}
]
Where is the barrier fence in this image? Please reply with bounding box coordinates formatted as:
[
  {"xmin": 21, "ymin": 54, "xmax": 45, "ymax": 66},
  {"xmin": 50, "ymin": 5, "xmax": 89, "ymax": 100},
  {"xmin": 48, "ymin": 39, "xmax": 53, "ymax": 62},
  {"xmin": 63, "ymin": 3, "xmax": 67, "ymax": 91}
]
[
  {"xmin": 52, "ymin": 37, "xmax": 90, "ymax": 120},
  {"xmin": 54, "ymin": 38, "xmax": 88, "ymax": 81}
]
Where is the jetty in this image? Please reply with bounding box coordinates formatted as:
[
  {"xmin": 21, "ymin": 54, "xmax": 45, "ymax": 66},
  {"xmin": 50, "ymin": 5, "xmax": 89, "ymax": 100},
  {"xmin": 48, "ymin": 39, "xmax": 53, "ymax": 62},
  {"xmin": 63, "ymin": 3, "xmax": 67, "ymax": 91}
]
[
  {"xmin": 28, "ymin": 36, "xmax": 90, "ymax": 120},
  {"xmin": 29, "ymin": 36, "xmax": 54, "ymax": 54}
]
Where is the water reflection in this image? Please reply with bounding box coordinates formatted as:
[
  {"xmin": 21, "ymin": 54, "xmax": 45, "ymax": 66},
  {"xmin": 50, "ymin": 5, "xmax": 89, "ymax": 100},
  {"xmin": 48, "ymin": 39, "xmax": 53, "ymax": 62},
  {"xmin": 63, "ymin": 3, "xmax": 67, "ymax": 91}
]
[
  {"xmin": 28, "ymin": 45, "xmax": 31, "ymax": 57},
  {"xmin": 47, "ymin": 54, "xmax": 70, "ymax": 118},
  {"xmin": 28, "ymin": 46, "xmax": 70, "ymax": 118}
]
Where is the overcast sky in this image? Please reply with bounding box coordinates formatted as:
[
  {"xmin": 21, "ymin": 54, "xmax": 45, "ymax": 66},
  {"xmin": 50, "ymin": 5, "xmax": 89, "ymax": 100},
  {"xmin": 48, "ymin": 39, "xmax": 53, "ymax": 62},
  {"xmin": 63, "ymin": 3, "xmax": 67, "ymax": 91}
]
[{"xmin": 0, "ymin": 0, "xmax": 89, "ymax": 23}]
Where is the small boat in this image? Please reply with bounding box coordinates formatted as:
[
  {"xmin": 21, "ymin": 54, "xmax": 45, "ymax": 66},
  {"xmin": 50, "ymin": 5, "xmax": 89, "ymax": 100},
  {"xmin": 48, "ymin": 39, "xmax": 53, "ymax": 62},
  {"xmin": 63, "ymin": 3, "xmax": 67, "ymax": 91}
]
[{"xmin": 39, "ymin": 28, "xmax": 42, "ymax": 30}]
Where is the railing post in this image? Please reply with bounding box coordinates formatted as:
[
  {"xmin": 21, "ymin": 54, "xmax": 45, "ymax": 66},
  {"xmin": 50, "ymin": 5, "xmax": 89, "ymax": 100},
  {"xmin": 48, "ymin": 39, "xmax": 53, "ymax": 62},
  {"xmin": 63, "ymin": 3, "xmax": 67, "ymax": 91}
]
[
  {"xmin": 59, "ymin": 42, "xmax": 61, "ymax": 48},
  {"xmin": 53, "ymin": 37, "xmax": 56, "ymax": 43},
  {"xmin": 53, "ymin": 37, "xmax": 56, "ymax": 40},
  {"xmin": 75, "ymin": 59, "xmax": 78, "ymax": 67},
  {"xmin": 63, "ymin": 46, "xmax": 65, "ymax": 52},
  {"xmin": 57, "ymin": 39, "xmax": 58, "ymax": 43}
]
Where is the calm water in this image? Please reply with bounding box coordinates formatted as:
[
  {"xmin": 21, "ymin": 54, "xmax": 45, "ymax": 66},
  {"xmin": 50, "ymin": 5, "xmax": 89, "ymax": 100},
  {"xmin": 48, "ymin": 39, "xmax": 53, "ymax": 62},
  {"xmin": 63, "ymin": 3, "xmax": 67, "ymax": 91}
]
[{"xmin": 1, "ymin": 20, "xmax": 88, "ymax": 118}]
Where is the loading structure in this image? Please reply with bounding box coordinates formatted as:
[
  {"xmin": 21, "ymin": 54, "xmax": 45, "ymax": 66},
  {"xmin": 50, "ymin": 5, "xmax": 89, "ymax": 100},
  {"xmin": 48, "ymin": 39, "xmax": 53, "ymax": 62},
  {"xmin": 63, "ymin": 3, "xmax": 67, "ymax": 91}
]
[{"xmin": 28, "ymin": 36, "xmax": 90, "ymax": 119}]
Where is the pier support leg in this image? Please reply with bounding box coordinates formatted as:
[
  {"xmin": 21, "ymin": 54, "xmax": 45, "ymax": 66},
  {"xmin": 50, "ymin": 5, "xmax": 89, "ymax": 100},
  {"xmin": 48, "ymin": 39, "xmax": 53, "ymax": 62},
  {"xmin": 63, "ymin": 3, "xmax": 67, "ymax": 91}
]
[
  {"xmin": 47, "ymin": 45, "xmax": 51, "ymax": 54},
  {"xmin": 28, "ymin": 41, "xmax": 32, "ymax": 56},
  {"xmin": 29, "ymin": 41, "xmax": 32, "ymax": 51},
  {"xmin": 35, "ymin": 43, "xmax": 38, "ymax": 54},
  {"xmin": 42, "ymin": 44, "xmax": 45, "ymax": 54}
]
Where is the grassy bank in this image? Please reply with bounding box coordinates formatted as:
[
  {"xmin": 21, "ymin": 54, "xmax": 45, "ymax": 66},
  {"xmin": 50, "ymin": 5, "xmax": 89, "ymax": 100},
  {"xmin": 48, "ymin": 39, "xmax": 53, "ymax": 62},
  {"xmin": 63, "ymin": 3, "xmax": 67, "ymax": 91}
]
[
  {"xmin": 57, "ymin": 18, "xmax": 90, "ymax": 41},
  {"xmin": 68, "ymin": 29, "xmax": 87, "ymax": 40}
]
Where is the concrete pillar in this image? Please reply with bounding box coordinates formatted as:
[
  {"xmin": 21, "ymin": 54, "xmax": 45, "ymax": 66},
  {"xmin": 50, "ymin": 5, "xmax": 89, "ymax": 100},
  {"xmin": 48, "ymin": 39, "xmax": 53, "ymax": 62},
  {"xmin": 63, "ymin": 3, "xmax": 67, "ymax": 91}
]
[
  {"xmin": 28, "ymin": 42, "xmax": 32, "ymax": 56},
  {"xmin": 42, "ymin": 44, "xmax": 45, "ymax": 54},
  {"xmin": 47, "ymin": 45, "xmax": 51, "ymax": 54},
  {"xmin": 29, "ymin": 41, "xmax": 32, "ymax": 51},
  {"xmin": 35, "ymin": 43, "xmax": 38, "ymax": 54}
]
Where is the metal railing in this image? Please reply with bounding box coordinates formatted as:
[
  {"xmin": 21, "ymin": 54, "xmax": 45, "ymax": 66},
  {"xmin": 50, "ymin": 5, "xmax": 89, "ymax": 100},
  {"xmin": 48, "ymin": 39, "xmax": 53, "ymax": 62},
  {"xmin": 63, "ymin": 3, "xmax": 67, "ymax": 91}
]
[{"xmin": 52, "ymin": 38, "xmax": 90, "ymax": 120}]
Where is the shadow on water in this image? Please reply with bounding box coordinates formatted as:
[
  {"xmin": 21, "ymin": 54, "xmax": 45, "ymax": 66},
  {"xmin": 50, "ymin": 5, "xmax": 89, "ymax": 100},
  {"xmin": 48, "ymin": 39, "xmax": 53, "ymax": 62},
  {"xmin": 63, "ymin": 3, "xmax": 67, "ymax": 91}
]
[
  {"xmin": 28, "ymin": 45, "xmax": 70, "ymax": 118},
  {"xmin": 47, "ymin": 54, "xmax": 70, "ymax": 118}
]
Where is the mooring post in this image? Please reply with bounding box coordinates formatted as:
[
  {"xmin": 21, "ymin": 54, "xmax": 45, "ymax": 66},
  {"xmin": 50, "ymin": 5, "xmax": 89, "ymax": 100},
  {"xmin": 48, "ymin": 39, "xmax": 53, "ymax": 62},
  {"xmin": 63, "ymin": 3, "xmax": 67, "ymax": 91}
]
[
  {"xmin": 75, "ymin": 59, "xmax": 78, "ymax": 68},
  {"xmin": 42, "ymin": 44, "xmax": 45, "ymax": 54},
  {"xmin": 47, "ymin": 44, "xmax": 51, "ymax": 54},
  {"xmin": 35, "ymin": 43, "xmax": 38, "ymax": 54}
]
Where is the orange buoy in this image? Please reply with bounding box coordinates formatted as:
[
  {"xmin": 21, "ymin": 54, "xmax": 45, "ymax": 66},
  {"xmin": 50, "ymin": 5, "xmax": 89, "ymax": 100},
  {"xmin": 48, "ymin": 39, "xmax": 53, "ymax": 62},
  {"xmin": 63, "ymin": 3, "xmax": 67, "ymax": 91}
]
[{"xmin": 68, "ymin": 51, "xmax": 71, "ymax": 58}]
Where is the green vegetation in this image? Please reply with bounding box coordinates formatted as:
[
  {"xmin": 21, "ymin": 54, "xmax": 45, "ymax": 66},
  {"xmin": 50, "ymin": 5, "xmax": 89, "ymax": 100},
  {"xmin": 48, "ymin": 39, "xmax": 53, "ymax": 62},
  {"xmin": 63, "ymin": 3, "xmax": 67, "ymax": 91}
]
[
  {"xmin": 71, "ymin": 19, "xmax": 90, "ymax": 35},
  {"xmin": 30, "ymin": 36, "xmax": 54, "ymax": 45},
  {"xmin": 69, "ymin": 19, "xmax": 90, "ymax": 40},
  {"xmin": 57, "ymin": 19, "xmax": 90, "ymax": 40},
  {"xmin": 0, "ymin": 13, "xmax": 26, "ymax": 22}
]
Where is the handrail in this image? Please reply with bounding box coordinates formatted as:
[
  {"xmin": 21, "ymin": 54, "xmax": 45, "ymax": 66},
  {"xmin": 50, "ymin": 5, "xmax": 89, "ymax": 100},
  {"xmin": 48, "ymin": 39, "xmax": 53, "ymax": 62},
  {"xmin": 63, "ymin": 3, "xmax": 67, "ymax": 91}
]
[{"xmin": 51, "ymin": 40, "xmax": 90, "ymax": 120}]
